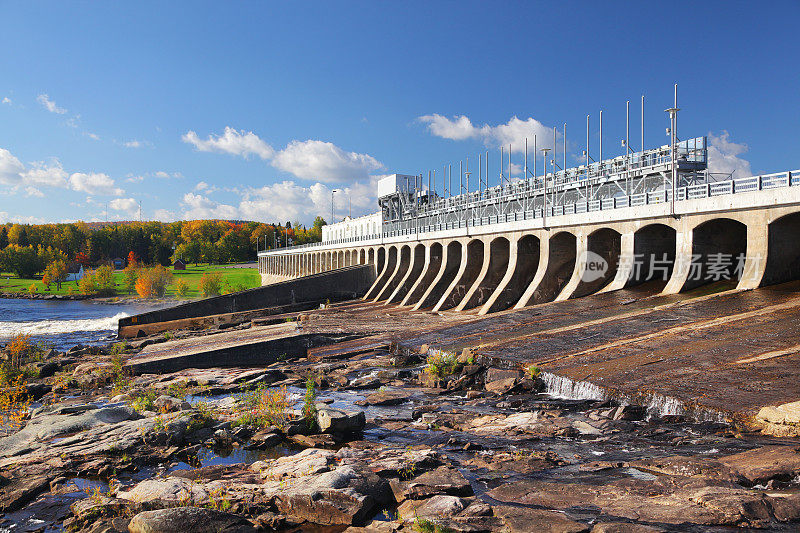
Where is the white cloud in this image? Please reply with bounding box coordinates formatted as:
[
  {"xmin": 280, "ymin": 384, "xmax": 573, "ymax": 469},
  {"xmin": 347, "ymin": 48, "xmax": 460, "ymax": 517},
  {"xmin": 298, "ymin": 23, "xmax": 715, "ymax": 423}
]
[
  {"xmin": 69, "ymin": 172, "xmax": 124, "ymax": 196},
  {"xmin": 125, "ymin": 171, "xmax": 180, "ymax": 183},
  {"xmin": 195, "ymin": 181, "xmax": 209, "ymax": 191},
  {"xmin": 182, "ymin": 127, "xmax": 384, "ymax": 183},
  {"xmin": 109, "ymin": 197, "xmax": 139, "ymax": 216},
  {"xmin": 37, "ymin": 93, "xmax": 67, "ymax": 114},
  {"xmin": 182, "ymin": 126, "xmax": 274, "ymax": 160},
  {"xmin": 2, "ymin": 97, "xmax": 10, "ymax": 105},
  {"xmin": 86, "ymin": 132, "xmax": 101, "ymax": 141},
  {"xmin": 707, "ymin": 131, "xmax": 752, "ymax": 178},
  {"xmin": 271, "ymin": 140, "xmax": 383, "ymax": 183},
  {"xmin": 21, "ymin": 160, "xmax": 69, "ymax": 188},
  {"xmin": 153, "ymin": 208, "xmax": 176, "ymax": 222},
  {"xmin": 124, "ymin": 140, "xmax": 142, "ymax": 148},
  {"xmin": 181, "ymin": 192, "xmax": 238, "ymax": 220},
  {"xmin": 418, "ymin": 114, "xmax": 557, "ymax": 152},
  {"xmin": 239, "ymin": 175, "xmax": 381, "ymax": 223},
  {"xmin": 0, "ymin": 212, "xmax": 45, "ymax": 224},
  {"xmin": 25, "ymin": 187, "xmax": 44, "ymax": 197},
  {"xmin": 0, "ymin": 148, "xmax": 25, "ymax": 185}
]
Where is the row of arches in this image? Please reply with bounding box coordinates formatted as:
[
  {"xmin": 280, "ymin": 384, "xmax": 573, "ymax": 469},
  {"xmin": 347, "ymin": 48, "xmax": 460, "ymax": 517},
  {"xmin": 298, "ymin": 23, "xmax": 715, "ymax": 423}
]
[
  {"xmin": 260, "ymin": 248, "xmax": 376, "ymax": 277},
  {"xmin": 259, "ymin": 211, "xmax": 800, "ymax": 314}
]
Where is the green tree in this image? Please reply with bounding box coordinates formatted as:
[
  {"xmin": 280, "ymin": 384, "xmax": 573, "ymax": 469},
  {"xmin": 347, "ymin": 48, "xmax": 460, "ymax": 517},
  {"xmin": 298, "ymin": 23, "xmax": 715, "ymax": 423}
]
[
  {"xmin": 0, "ymin": 227, "xmax": 8, "ymax": 249},
  {"xmin": 1, "ymin": 245, "xmax": 42, "ymax": 278},
  {"xmin": 94, "ymin": 264, "xmax": 116, "ymax": 295},
  {"xmin": 123, "ymin": 263, "xmax": 138, "ymax": 294}
]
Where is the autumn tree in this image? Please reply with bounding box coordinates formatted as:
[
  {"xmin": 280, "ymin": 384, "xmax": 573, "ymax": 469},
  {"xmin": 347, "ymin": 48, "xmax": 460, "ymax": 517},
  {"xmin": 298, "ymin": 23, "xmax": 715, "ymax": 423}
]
[
  {"xmin": 135, "ymin": 266, "xmax": 173, "ymax": 298},
  {"xmin": 43, "ymin": 260, "xmax": 68, "ymax": 290}
]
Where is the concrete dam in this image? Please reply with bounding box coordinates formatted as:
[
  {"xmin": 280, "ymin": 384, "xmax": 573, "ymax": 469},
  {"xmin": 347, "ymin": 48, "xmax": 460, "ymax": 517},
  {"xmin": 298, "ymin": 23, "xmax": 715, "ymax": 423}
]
[{"xmin": 258, "ymin": 139, "xmax": 800, "ymax": 314}]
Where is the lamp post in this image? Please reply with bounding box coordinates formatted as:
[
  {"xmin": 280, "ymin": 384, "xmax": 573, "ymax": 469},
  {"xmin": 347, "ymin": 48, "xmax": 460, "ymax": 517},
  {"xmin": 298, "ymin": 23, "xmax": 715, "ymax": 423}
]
[
  {"xmin": 541, "ymin": 147, "xmax": 551, "ymax": 228},
  {"xmin": 665, "ymin": 84, "xmax": 679, "ymax": 218}
]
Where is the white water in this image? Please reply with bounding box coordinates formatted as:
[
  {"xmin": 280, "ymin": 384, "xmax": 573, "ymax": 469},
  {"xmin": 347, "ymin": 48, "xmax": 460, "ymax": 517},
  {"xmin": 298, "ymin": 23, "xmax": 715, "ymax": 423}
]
[
  {"xmin": 541, "ymin": 372, "xmax": 607, "ymax": 401},
  {"xmin": 541, "ymin": 371, "xmax": 730, "ymax": 423},
  {"xmin": 0, "ymin": 312, "xmax": 129, "ymax": 337}
]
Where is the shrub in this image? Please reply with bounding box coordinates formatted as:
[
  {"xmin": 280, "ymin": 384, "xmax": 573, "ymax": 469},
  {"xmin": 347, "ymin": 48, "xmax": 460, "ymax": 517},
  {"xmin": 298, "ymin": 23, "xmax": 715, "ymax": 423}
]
[
  {"xmin": 526, "ymin": 364, "xmax": 542, "ymax": 379},
  {"xmin": 425, "ymin": 351, "xmax": 460, "ymax": 379},
  {"xmin": 110, "ymin": 352, "xmax": 129, "ymax": 393},
  {"xmin": 1, "ymin": 334, "xmax": 42, "ymax": 386},
  {"xmin": 27, "ymin": 283, "xmax": 36, "ymax": 295},
  {"xmin": 174, "ymin": 277, "xmax": 190, "ymax": 297},
  {"xmin": 135, "ymin": 266, "xmax": 173, "ymax": 298},
  {"xmin": 199, "ymin": 272, "xmax": 223, "ymax": 297},
  {"xmin": 235, "ymin": 384, "xmax": 291, "ymax": 429},
  {"xmin": 302, "ymin": 376, "xmax": 317, "ymax": 428},
  {"xmin": 131, "ymin": 391, "xmax": 156, "ymax": 412},
  {"xmin": 0, "ymin": 374, "xmax": 31, "ymax": 431}
]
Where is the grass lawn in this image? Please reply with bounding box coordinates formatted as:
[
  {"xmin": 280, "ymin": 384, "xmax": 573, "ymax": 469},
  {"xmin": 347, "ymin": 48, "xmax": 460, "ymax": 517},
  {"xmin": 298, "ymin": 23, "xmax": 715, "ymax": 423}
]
[{"xmin": 0, "ymin": 263, "xmax": 261, "ymax": 299}]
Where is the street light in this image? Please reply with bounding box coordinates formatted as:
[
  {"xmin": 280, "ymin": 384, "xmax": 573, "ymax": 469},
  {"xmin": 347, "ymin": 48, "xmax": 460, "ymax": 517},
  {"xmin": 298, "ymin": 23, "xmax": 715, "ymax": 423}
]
[
  {"xmin": 541, "ymin": 147, "xmax": 551, "ymax": 228},
  {"xmin": 331, "ymin": 189, "xmax": 340, "ymax": 224}
]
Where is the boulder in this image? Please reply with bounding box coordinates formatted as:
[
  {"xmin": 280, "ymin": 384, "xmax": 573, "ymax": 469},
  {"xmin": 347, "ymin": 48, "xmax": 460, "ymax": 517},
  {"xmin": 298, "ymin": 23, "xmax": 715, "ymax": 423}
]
[
  {"xmin": 488, "ymin": 477, "xmax": 775, "ymax": 528},
  {"xmin": 769, "ymin": 492, "xmax": 800, "ymax": 522},
  {"xmin": 391, "ymin": 465, "xmax": 472, "ymax": 501},
  {"xmin": 128, "ymin": 506, "xmax": 256, "ymax": 533},
  {"xmin": 116, "ymin": 477, "xmax": 209, "ymax": 505},
  {"xmin": 493, "ymin": 505, "xmax": 589, "ymax": 533},
  {"xmin": 154, "ymin": 395, "xmax": 191, "ymax": 412},
  {"xmin": 718, "ymin": 445, "xmax": 800, "ymax": 486},
  {"xmin": 484, "ymin": 367, "xmax": 522, "ymax": 382},
  {"xmin": 0, "ymin": 475, "xmax": 50, "ymax": 512},
  {"xmin": 361, "ymin": 390, "xmax": 411, "ymax": 406},
  {"xmin": 756, "ymin": 401, "xmax": 800, "ymax": 437},
  {"xmin": 612, "ymin": 404, "xmax": 646, "ymax": 421},
  {"xmin": 316, "ymin": 408, "xmax": 365, "ymax": 434},
  {"xmin": 36, "ymin": 361, "xmax": 59, "ymax": 378},
  {"xmin": 629, "ymin": 455, "xmax": 746, "ymax": 484},
  {"xmin": 252, "ymin": 448, "xmax": 335, "ymax": 480},
  {"xmin": 397, "ymin": 494, "xmax": 467, "ymax": 520},
  {"xmin": 484, "ymin": 377, "xmax": 518, "ymax": 394},
  {"xmin": 273, "ymin": 466, "xmax": 388, "ymax": 525},
  {"xmin": 0, "ymin": 404, "xmax": 141, "ymax": 459}
]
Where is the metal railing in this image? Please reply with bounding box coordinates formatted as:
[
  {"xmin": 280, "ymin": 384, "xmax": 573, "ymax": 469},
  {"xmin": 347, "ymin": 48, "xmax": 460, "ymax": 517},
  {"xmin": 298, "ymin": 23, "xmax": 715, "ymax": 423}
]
[{"xmin": 259, "ymin": 169, "xmax": 798, "ymax": 255}]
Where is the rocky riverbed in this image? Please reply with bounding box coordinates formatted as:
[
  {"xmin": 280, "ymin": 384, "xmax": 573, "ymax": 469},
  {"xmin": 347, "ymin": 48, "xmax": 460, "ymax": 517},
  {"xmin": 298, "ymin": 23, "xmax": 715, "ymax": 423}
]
[{"xmin": 1, "ymin": 323, "xmax": 800, "ymax": 532}]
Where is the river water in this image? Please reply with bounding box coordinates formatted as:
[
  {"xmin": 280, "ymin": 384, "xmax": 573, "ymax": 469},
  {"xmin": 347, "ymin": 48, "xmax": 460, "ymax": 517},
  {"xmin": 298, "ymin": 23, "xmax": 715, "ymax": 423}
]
[{"xmin": 0, "ymin": 298, "xmax": 163, "ymax": 350}]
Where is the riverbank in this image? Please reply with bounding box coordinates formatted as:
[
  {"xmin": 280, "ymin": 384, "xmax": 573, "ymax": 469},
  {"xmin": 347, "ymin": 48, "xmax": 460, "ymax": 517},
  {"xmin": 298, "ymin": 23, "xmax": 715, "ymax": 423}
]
[
  {"xmin": 0, "ymin": 263, "xmax": 260, "ymax": 300},
  {"xmin": 0, "ymin": 286, "xmax": 799, "ymax": 531}
]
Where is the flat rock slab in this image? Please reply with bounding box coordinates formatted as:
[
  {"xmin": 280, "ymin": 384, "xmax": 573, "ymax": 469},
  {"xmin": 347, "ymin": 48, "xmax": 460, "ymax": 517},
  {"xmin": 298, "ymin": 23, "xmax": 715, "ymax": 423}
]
[
  {"xmin": 718, "ymin": 445, "xmax": 800, "ymax": 486},
  {"xmin": 125, "ymin": 323, "xmax": 348, "ymax": 374}
]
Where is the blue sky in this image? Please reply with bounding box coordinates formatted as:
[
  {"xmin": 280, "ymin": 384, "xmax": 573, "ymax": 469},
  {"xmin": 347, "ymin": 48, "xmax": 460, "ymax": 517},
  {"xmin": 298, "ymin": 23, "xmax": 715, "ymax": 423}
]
[{"xmin": 1, "ymin": 1, "xmax": 798, "ymax": 225}]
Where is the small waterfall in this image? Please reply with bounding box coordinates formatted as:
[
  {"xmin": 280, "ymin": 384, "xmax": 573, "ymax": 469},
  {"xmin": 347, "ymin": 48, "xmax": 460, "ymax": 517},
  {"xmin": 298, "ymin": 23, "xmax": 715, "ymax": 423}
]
[
  {"xmin": 541, "ymin": 372, "xmax": 607, "ymax": 401},
  {"xmin": 541, "ymin": 371, "xmax": 730, "ymax": 424},
  {"xmin": 645, "ymin": 393, "xmax": 685, "ymax": 416}
]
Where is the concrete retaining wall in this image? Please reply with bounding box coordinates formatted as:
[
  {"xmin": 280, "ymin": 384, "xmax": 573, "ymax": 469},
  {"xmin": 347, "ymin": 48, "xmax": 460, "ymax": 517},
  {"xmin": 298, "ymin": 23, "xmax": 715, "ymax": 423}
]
[{"xmin": 118, "ymin": 264, "xmax": 376, "ymax": 336}]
